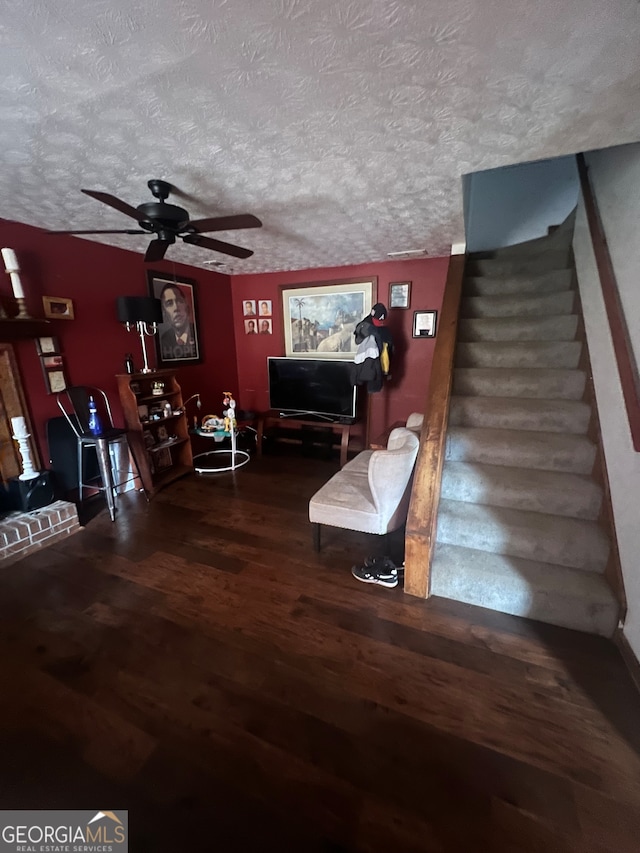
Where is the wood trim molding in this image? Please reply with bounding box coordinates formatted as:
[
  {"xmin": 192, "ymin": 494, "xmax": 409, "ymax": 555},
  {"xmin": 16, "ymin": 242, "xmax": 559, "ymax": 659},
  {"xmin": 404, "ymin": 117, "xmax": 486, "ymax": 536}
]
[
  {"xmin": 576, "ymin": 153, "xmax": 640, "ymax": 451},
  {"xmin": 614, "ymin": 629, "xmax": 640, "ymax": 696},
  {"xmin": 404, "ymin": 254, "xmax": 465, "ymax": 598},
  {"xmin": 0, "ymin": 343, "xmax": 42, "ymax": 481}
]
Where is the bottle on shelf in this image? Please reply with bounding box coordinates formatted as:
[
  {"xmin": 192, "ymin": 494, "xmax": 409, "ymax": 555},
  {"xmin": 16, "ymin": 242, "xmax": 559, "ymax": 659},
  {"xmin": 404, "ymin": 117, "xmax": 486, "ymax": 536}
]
[
  {"xmin": 88, "ymin": 395, "xmax": 103, "ymax": 436},
  {"xmin": 125, "ymin": 353, "xmax": 135, "ymax": 374}
]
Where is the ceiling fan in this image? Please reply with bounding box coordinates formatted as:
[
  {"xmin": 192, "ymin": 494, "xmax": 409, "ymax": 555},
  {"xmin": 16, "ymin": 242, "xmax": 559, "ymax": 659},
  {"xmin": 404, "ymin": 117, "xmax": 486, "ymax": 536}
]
[{"xmin": 52, "ymin": 179, "xmax": 262, "ymax": 262}]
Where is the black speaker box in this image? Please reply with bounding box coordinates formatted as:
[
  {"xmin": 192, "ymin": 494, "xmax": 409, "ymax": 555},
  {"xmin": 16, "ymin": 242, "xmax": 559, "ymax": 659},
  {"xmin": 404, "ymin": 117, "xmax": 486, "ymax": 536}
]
[
  {"xmin": 47, "ymin": 415, "xmax": 99, "ymax": 494},
  {"xmin": 0, "ymin": 471, "xmax": 56, "ymax": 513}
]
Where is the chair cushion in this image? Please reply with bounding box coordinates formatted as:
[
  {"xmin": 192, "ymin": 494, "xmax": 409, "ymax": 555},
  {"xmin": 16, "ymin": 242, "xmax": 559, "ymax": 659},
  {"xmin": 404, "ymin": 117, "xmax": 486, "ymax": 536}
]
[
  {"xmin": 309, "ymin": 473, "xmax": 382, "ymax": 533},
  {"xmin": 309, "ymin": 426, "xmax": 419, "ymax": 537}
]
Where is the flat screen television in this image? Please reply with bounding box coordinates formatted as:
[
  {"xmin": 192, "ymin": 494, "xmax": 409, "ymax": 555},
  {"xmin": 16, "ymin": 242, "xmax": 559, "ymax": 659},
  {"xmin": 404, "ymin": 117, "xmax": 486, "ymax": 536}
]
[{"xmin": 267, "ymin": 357, "xmax": 357, "ymax": 423}]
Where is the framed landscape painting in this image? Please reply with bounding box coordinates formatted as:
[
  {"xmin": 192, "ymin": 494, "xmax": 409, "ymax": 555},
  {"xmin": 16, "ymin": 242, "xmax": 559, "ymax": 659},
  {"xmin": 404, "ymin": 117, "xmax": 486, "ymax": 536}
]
[{"xmin": 282, "ymin": 278, "xmax": 375, "ymax": 358}]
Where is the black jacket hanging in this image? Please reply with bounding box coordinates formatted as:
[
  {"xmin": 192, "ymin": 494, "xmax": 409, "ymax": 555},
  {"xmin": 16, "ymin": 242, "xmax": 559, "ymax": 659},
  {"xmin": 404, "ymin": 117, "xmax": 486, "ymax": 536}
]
[{"xmin": 350, "ymin": 316, "xmax": 393, "ymax": 393}]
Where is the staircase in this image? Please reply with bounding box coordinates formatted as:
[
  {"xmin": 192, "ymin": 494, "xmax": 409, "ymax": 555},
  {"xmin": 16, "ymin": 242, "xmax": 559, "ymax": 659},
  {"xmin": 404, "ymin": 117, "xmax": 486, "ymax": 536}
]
[{"xmin": 429, "ymin": 225, "xmax": 620, "ymax": 636}]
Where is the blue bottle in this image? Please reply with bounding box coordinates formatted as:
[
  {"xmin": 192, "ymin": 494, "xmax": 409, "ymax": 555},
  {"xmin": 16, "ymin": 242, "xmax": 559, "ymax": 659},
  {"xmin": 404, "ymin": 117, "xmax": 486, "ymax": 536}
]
[{"xmin": 88, "ymin": 395, "xmax": 102, "ymax": 436}]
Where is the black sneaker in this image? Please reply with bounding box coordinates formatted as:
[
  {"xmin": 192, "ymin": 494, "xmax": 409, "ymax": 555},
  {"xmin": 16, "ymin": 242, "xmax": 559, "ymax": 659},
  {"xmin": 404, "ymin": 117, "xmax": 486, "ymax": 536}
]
[
  {"xmin": 363, "ymin": 555, "xmax": 399, "ymax": 573},
  {"xmin": 351, "ymin": 563, "xmax": 398, "ymax": 588}
]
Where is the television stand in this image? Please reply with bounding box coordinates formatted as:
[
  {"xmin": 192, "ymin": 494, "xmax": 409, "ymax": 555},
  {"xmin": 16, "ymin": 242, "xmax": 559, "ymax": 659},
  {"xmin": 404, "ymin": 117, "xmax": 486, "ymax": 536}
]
[
  {"xmin": 257, "ymin": 411, "xmax": 355, "ymax": 468},
  {"xmin": 278, "ymin": 411, "xmax": 335, "ymax": 423}
]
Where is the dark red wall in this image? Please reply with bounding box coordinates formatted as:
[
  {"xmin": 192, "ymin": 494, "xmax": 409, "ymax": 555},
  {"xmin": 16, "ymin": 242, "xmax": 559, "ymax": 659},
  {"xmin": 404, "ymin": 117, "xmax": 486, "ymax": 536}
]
[
  {"xmin": 0, "ymin": 219, "xmax": 237, "ymax": 464},
  {"xmin": 232, "ymin": 257, "xmax": 450, "ymax": 444},
  {"xmin": 1, "ymin": 216, "xmax": 450, "ymax": 464}
]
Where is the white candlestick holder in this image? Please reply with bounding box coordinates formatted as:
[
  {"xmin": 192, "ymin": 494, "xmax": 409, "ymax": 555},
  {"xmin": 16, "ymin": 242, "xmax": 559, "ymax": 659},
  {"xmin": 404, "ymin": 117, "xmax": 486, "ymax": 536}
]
[
  {"xmin": 12, "ymin": 431, "xmax": 39, "ymax": 480},
  {"xmin": 14, "ymin": 297, "xmax": 31, "ymax": 319}
]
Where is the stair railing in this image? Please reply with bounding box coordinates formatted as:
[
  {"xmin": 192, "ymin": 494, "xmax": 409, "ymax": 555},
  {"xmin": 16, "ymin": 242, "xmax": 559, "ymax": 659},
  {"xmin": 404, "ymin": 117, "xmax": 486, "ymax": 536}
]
[
  {"xmin": 404, "ymin": 254, "xmax": 466, "ymax": 597},
  {"xmin": 576, "ymin": 153, "xmax": 640, "ymax": 451}
]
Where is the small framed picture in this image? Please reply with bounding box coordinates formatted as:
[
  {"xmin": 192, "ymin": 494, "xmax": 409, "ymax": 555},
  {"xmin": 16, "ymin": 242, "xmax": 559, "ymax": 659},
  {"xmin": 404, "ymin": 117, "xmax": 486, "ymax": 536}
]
[
  {"xmin": 41, "ymin": 354, "xmax": 64, "ymax": 369},
  {"xmin": 36, "ymin": 336, "xmax": 60, "ymax": 355},
  {"xmin": 156, "ymin": 425, "xmax": 169, "ymax": 441},
  {"xmin": 43, "ymin": 369, "xmax": 67, "ymax": 394},
  {"xmin": 389, "ymin": 281, "xmax": 411, "ymax": 309},
  {"xmin": 412, "ymin": 310, "xmax": 437, "ymax": 338},
  {"xmin": 258, "ymin": 318, "xmax": 272, "ymax": 335},
  {"xmin": 258, "ymin": 299, "xmax": 272, "ymax": 317},
  {"xmin": 42, "ymin": 296, "xmax": 74, "ymax": 320},
  {"xmin": 245, "ymin": 318, "xmax": 258, "ymax": 335},
  {"xmin": 242, "ymin": 299, "xmax": 256, "ymax": 317}
]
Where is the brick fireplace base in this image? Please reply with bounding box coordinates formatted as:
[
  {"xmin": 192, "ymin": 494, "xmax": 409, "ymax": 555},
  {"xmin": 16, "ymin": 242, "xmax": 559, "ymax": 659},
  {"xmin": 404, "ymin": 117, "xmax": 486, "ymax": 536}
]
[{"xmin": 0, "ymin": 500, "xmax": 81, "ymax": 565}]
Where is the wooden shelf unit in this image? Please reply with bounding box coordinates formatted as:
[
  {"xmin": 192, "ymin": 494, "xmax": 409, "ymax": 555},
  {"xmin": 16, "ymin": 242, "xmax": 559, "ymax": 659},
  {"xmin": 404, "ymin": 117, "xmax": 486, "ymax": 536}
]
[{"xmin": 116, "ymin": 369, "xmax": 193, "ymax": 495}]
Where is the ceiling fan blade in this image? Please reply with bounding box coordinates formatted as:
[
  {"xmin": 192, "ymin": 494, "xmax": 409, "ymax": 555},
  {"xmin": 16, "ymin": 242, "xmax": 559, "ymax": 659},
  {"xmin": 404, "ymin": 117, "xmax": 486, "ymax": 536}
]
[
  {"xmin": 182, "ymin": 233, "xmax": 253, "ymax": 259},
  {"xmin": 187, "ymin": 214, "xmax": 262, "ymax": 233},
  {"xmin": 81, "ymin": 189, "xmax": 143, "ymax": 220},
  {"xmin": 49, "ymin": 229, "xmax": 147, "ymax": 235},
  {"xmin": 144, "ymin": 239, "xmax": 172, "ymax": 262}
]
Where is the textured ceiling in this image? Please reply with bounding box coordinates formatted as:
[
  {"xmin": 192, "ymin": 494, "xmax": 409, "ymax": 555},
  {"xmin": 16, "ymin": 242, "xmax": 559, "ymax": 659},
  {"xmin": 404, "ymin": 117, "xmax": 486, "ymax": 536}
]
[{"xmin": 1, "ymin": 0, "xmax": 639, "ymax": 274}]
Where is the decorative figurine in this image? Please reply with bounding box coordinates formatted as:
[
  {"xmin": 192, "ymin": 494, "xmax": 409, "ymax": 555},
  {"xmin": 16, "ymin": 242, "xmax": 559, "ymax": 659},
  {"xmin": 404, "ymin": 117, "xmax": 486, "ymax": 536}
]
[{"xmin": 222, "ymin": 391, "xmax": 236, "ymax": 433}]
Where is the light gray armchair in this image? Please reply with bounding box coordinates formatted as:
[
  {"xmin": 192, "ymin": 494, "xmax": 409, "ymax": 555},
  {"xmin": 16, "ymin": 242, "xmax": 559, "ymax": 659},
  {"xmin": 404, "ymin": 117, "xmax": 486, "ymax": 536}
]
[{"xmin": 309, "ymin": 426, "xmax": 420, "ymax": 551}]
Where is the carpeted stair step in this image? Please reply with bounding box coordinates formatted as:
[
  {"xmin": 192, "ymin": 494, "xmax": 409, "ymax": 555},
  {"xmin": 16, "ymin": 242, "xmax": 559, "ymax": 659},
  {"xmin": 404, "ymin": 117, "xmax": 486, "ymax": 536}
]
[
  {"xmin": 452, "ymin": 367, "xmax": 586, "ymax": 399},
  {"xmin": 448, "ymin": 396, "xmax": 591, "ymax": 434},
  {"xmin": 446, "ymin": 426, "xmax": 597, "ymax": 474},
  {"xmin": 430, "ymin": 543, "xmax": 618, "ymax": 636},
  {"xmin": 455, "ymin": 340, "xmax": 582, "ymax": 369},
  {"xmin": 435, "ymin": 499, "xmax": 609, "ymax": 572},
  {"xmin": 458, "ymin": 315, "xmax": 578, "ymax": 342},
  {"xmin": 466, "ymin": 249, "xmax": 571, "ymax": 277},
  {"xmin": 440, "ymin": 461, "xmax": 603, "ymax": 520},
  {"xmin": 463, "ymin": 269, "xmax": 573, "ymax": 297},
  {"xmin": 460, "ymin": 290, "xmax": 575, "ymax": 319},
  {"xmin": 431, "ymin": 222, "xmax": 617, "ymax": 637}
]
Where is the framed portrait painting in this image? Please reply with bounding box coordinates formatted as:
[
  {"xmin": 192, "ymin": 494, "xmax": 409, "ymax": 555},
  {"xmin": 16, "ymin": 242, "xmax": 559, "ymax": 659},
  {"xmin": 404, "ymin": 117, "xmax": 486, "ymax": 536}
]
[
  {"xmin": 282, "ymin": 278, "xmax": 375, "ymax": 358},
  {"xmin": 147, "ymin": 271, "xmax": 202, "ymax": 366}
]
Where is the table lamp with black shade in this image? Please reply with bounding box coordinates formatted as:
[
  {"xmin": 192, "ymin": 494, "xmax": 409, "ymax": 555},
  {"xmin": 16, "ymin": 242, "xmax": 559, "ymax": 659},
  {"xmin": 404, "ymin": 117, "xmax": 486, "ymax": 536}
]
[{"xmin": 116, "ymin": 295, "xmax": 163, "ymax": 374}]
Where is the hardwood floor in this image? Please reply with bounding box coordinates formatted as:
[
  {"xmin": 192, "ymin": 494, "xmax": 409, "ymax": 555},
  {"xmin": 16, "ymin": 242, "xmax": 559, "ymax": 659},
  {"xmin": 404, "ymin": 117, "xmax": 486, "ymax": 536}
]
[{"xmin": 1, "ymin": 447, "xmax": 640, "ymax": 852}]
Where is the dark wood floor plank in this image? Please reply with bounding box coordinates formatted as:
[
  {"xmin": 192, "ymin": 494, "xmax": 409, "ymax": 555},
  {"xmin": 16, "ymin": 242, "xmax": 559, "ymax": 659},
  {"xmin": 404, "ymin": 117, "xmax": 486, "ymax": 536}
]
[{"xmin": 37, "ymin": 534, "xmax": 640, "ymax": 798}]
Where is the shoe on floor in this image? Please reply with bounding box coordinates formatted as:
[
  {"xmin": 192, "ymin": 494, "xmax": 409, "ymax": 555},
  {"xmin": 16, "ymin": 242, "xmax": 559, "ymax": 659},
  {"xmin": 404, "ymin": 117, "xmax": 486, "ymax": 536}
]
[
  {"xmin": 363, "ymin": 555, "xmax": 398, "ymax": 573},
  {"xmin": 352, "ymin": 563, "xmax": 398, "ymax": 588}
]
